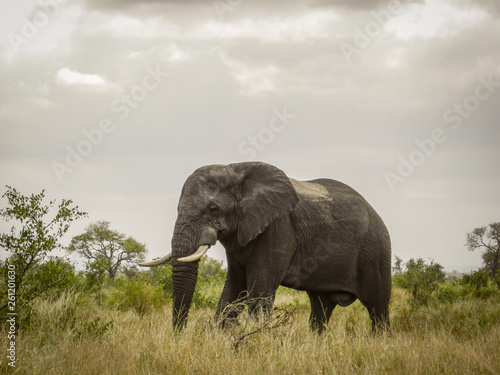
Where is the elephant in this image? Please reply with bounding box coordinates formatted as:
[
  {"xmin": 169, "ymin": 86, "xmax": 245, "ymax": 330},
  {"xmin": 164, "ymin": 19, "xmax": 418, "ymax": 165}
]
[{"xmin": 139, "ymin": 162, "xmax": 391, "ymax": 333}]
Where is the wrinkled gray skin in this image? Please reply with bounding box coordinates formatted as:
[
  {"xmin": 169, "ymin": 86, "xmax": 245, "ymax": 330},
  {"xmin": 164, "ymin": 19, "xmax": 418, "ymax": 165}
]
[{"xmin": 151, "ymin": 162, "xmax": 391, "ymax": 333}]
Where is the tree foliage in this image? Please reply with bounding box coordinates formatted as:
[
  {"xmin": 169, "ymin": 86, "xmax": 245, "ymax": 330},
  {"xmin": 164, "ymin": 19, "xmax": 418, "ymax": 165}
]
[
  {"xmin": 104, "ymin": 275, "xmax": 166, "ymax": 315},
  {"xmin": 67, "ymin": 221, "xmax": 147, "ymax": 279},
  {"xmin": 393, "ymin": 256, "xmax": 446, "ymax": 306},
  {"xmin": 198, "ymin": 256, "xmax": 226, "ymax": 283},
  {"xmin": 466, "ymin": 222, "xmax": 500, "ymax": 278},
  {"xmin": 0, "ymin": 186, "xmax": 87, "ymax": 314}
]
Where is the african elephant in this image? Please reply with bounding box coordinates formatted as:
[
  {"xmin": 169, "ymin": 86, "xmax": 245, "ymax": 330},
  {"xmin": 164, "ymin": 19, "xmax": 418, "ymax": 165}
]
[{"xmin": 140, "ymin": 162, "xmax": 391, "ymax": 333}]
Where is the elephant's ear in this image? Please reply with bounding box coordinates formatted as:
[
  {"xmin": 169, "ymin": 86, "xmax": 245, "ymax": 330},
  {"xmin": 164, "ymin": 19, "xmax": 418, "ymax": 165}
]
[{"xmin": 229, "ymin": 162, "xmax": 299, "ymax": 247}]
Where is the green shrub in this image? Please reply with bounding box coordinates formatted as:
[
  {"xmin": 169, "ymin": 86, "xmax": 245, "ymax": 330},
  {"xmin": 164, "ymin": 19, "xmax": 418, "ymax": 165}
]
[
  {"xmin": 0, "ymin": 186, "xmax": 87, "ymax": 317},
  {"xmin": 0, "ymin": 257, "xmax": 80, "ymax": 326},
  {"xmin": 192, "ymin": 286, "xmax": 218, "ymax": 309},
  {"xmin": 104, "ymin": 275, "xmax": 167, "ymax": 315},
  {"xmin": 138, "ymin": 257, "xmax": 225, "ymax": 310},
  {"xmin": 460, "ymin": 269, "xmax": 490, "ymax": 290},
  {"xmin": 434, "ymin": 270, "xmax": 500, "ymax": 303},
  {"xmin": 143, "ymin": 265, "xmax": 173, "ymax": 297},
  {"xmin": 393, "ymin": 257, "xmax": 445, "ymax": 307},
  {"xmin": 83, "ymin": 258, "xmax": 109, "ymax": 292},
  {"xmin": 435, "ymin": 282, "xmax": 464, "ymax": 303},
  {"xmin": 198, "ymin": 257, "xmax": 227, "ymax": 283},
  {"xmin": 459, "ymin": 270, "xmax": 500, "ymax": 300}
]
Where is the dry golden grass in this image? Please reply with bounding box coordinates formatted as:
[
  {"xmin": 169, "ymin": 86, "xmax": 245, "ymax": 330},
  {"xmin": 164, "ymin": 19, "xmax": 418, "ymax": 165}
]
[{"xmin": 2, "ymin": 288, "xmax": 500, "ymax": 374}]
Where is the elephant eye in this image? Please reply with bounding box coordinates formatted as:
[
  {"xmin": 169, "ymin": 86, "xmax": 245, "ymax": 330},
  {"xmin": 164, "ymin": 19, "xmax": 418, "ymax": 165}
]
[{"xmin": 209, "ymin": 205, "xmax": 221, "ymax": 214}]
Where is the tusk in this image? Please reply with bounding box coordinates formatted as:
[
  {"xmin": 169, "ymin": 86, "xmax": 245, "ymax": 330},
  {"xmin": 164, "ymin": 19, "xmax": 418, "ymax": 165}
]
[
  {"xmin": 139, "ymin": 253, "xmax": 172, "ymax": 267},
  {"xmin": 178, "ymin": 245, "xmax": 210, "ymax": 263}
]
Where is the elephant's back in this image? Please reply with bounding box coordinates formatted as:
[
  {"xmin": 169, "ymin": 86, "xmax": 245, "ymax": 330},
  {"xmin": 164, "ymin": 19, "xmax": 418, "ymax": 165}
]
[
  {"xmin": 291, "ymin": 178, "xmax": 370, "ymax": 213},
  {"xmin": 290, "ymin": 177, "xmax": 389, "ymax": 244},
  {"xmin": 290, "ymin": 178, "xmax": 371, "ymax": 242},
  {"xmin": 306, "ymin": 178, "xmax": 391, "ymax": 254}
]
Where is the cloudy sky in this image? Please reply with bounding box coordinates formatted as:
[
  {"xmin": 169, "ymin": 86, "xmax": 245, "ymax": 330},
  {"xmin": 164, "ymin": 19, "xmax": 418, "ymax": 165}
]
[{"xmin": 1, "ymin": 0, "xmax": 499, "ymax": 271}]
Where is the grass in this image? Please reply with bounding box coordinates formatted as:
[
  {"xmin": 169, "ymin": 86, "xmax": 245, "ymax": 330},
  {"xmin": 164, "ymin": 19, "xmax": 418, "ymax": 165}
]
[{"xmin": 2, "ymin": 287, "xmax": 500, "ymax": 374}]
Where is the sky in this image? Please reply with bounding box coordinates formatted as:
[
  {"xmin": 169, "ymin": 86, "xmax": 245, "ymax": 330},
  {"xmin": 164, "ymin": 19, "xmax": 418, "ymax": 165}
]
[{"xmin": 1, "ymin": 0, "xmax": 499, "ymax": 272}]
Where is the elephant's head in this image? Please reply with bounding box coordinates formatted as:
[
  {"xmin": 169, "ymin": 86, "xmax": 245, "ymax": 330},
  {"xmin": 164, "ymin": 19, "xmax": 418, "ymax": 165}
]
[{"xmin": 139, "ymin": 162, "xmax": 299, "ymax": 330}]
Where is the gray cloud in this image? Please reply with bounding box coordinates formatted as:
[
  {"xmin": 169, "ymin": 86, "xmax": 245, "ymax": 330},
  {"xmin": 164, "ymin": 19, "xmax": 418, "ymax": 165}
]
[
  {"xmin": 83, "ymin": 0, "xmax": 424, "ymax": 13},
  {"xmin": 472, "ymin": 0, "xmax": 500, "ymax": 16},
  {"xmin": 311, "ymin": 0, "xmax": 423, "ymax": 10},
  {"xmin": 1, "ymin": 0, "xmax": 499, "ymax": 269}
]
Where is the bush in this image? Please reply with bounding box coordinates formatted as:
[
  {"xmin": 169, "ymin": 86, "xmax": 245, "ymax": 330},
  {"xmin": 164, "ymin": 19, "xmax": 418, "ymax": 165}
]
[
  {"xmin": 143, "ymin": 265, "xmax": 173, "ymax": 297},
  {"xmin": 0, "ymin": 186, "xmax": 87, "ymax": 316},
  {"xmin": 0, "ymin": 257, "xmax": 80, "ymax": 325},
  {"xmin": 104, "ymin": 275, "xmax": 167, "ymax": 315},
  {"xmin": 138, "ymin": 257, "xmax": 226, "ymax": 310},
  {"xmin": 393, "ymin": 257, "xmax": 446, "ymax": 307},
  {"xmin": 460, "ymin": 269, "xmax": 490, "ymax": 290},
  {"xmin": 434, "ymin": 270, "xmax": 500, "ymax": 303},
  {"xmin": 198, "ymin": 257, "xmax": 227, "ymax": 283},
  {"xmin": 435, "ymin": 282, "xmax": 464, "ymax": 303},
  {"xmin": 192, "ymin": 285, "xmax": 218, "ymax": 309},
  {"xmin": 83, "ymin": 258, "xmax": 109, "ymax": 292},
  {"xmin": 460, "ymin": 270, "xmax": 500, "ymax": 299}
]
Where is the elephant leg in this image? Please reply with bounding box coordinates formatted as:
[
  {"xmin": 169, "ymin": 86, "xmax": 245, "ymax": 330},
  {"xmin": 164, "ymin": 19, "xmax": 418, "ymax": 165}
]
[
  {"xmin": 245, "ymin": 255, "xmax": 290, "ymax": 319},
  {"xmin": 216, "ymin": 294, "xmax": 247, "ymax": 328},
  {"xmin": 357, "ymin": 227, "xmax": 391, "ymax": 332},
  {"xmin": 365, "ymin": 301, "xmax": 390, "ymax": 332},
  {"xmin": 215, "ymin": 269, "xmax": 247, "ymax": 328},
  {"xmin": 358, "ymin": 274, "xmax": 390, "ymax": 332},
  {"xmin": 247, "ymin": 292, "xmax": 275, "ymax": 319},
  {"xmin": 244, "ymin": 277, "xmax": 276, "ymax": 319},
  {"xmin": 307, "ymin": 291, "xmax": 336, "ymax": 334}
]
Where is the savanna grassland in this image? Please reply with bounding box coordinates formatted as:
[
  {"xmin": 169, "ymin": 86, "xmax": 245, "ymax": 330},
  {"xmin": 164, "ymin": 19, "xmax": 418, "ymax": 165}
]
[{"xmin": 2, "ymin": 279, "xmax": 500, "ymax": 375}]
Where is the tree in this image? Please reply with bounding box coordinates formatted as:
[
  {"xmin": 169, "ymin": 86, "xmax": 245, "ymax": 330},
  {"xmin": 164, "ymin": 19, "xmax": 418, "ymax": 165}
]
[
  {"xmin": 198, "ymin": 257, "xmax": 226, "ymax": 283},
  {"xmin": 466, "ymin": 222, "xmax": 500, "ymax": 278},
  {"xmin": 68, "ymin": 221, "xmax": 147, "ymax": 279},
  {"xmin": 392, "ymin": 257, "xmax": 445, "ymax": 306},
  {"xmin": 0, "ymin": 186, "xmax": 87, "ymax": 314}
]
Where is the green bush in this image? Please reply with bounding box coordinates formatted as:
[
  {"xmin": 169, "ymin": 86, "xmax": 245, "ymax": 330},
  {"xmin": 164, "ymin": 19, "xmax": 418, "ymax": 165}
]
[
  {"xmin": 434, "ymin": 270, "xmax": 500, "ymax": 303},
  {"xmin": 138, "ymin": 257, "xmax": 226, "ymax": 310},
  {"xmin": 143, "ymin": 265, "xmax": 173, "ymax": 297},
  {"xmin": 460, "ymin": 270, "xmax": 500, "ymax": 299},
  {"xmin": 460, "ymin": 269, "xmax": 489, "ymax": 289},
  {"xmin": 435, "ymin": 282, "xmax": 464, "ymax": 303},
  {"xmin": 0, "ymin": 257, "xmax": 80, "ymax": 325},
  {"xmin": 104, "ymin": 275, "xmax": 167, "ymax": 315},
  {"xmin": 83, "ymin": 258, "xmax": 109, "ymax": 292},
  {"xmin": 198, "ymin": 257, "xmax": 227, "ymax": 283},
  {"xmin": 0, "ymin": 186, "xmax": 87, "ymax": 316},
  {"xmin": 192, "ymin": 285, "xmax": 218, "ymax": 309},
  {"xmin": 393, "ymin": 257, "xmax": 445, "ymax": 307}
]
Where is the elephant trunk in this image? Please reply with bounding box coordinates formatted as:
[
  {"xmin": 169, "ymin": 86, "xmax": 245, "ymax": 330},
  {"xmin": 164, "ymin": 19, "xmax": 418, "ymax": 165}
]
[
  {"xmin": 171, "ymin": 220, "xmax": 201, "ymax": 331},
  {"xmin": 172, "ymin": 262, "xmax": 199, "ymax": 330}
]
